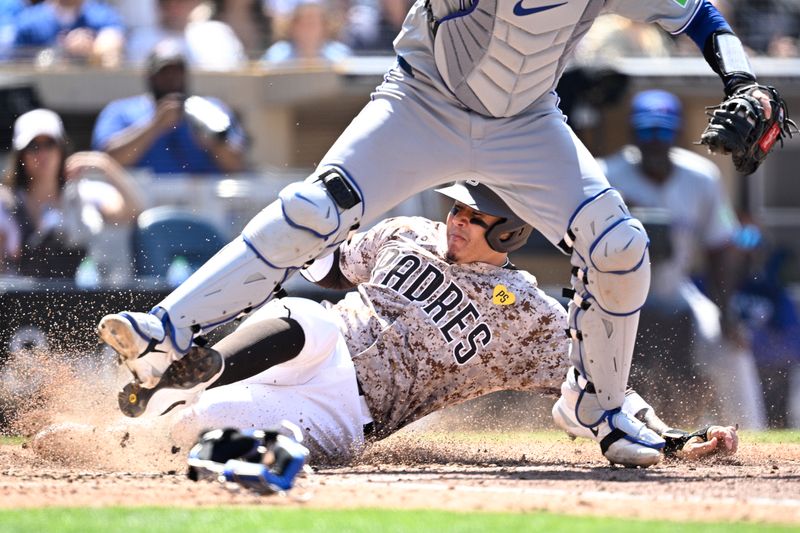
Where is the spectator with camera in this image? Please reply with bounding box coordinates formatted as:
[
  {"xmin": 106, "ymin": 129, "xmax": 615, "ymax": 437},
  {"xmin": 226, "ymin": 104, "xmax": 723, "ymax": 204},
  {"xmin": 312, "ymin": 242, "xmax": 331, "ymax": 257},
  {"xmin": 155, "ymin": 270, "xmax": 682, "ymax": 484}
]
[{"xmin": 91, "ymin": 39, "xmax": 247, "ymax": 176}]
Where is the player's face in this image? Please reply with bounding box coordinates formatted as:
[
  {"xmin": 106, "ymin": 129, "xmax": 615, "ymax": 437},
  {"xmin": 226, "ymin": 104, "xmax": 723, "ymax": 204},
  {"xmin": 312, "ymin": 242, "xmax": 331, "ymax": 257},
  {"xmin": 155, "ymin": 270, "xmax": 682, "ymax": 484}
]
[{"xmin": 445, "ymin": 202, "xmax": 506, "ymax": 265}]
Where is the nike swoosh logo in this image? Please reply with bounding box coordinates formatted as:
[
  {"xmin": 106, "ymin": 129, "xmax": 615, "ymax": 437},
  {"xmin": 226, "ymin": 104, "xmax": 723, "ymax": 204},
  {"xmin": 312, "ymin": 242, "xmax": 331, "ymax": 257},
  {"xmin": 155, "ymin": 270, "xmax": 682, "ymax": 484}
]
[{"xmin": 513, "ymin": 1, "xmax": 567, "ymax": 16}]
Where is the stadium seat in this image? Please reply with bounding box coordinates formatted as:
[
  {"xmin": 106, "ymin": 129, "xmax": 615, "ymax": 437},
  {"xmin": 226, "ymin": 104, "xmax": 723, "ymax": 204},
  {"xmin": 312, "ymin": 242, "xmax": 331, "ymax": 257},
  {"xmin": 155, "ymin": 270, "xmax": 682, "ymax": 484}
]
[{"xmin": 132, "ymin": 206, "xmax": 227, "ymax": 279}]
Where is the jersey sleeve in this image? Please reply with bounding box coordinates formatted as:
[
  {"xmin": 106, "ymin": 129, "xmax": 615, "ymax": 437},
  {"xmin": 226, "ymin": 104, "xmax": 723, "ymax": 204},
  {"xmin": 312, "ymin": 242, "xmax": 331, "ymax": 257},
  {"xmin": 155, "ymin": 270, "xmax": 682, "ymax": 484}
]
[
  {"xmin": 338, "ymin": 218, "xmax": 398, "ymax": 285},
  {"xmin": 604, "ymin": 0, "xmax": 704, "ymax": 34},
  {"xmin": 91, "ymin": 101, "xmax": 131, "ymax": 151}
]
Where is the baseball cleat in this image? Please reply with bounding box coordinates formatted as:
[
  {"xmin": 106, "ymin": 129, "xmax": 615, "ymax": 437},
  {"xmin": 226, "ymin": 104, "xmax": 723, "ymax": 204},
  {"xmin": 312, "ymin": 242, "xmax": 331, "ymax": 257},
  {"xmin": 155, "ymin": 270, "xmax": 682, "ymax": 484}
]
[
  {"xmin": 98, "ymin": 311, "xmax": 193, "ymax": 388},
  {"xmin": 553, "ymin": 368, "xmax": 665, "ymax": 468},
  {"xmin": 118, "ymin": 345, "xmax": 224, "ymax": 418}
]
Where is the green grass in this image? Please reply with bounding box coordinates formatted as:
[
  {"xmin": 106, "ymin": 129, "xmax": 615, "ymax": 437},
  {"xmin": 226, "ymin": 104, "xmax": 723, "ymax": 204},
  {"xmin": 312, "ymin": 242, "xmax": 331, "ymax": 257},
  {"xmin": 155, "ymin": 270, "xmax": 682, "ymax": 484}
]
[
  {"xmin": 407, "ymin": 429, "xmax": 800, "ymax": 445},
  {"xmin": 738, "ymin": 429, "xmax": 800, "ymax": 444},
  {"xmin": 0, "ymin": 436, "xmax": 25, "ymax": 445},
  {"xmin": 0, "ymin": 508, "xmax": 796, "ymax": 533}
]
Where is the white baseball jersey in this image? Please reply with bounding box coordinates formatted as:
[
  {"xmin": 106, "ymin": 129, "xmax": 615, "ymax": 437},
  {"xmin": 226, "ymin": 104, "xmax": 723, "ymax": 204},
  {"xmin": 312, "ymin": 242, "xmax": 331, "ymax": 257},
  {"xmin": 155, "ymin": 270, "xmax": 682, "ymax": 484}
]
[
  {"xmin": 332, "ymin": 216, "xmax": 569, "ymax": 438},
  {"xmin": 394, "ymin": 0, "xmax": 703, "ymax": 117},
  {"xmin": 601, "ymin": 146, "xmax": 739, "ymax": 298}
]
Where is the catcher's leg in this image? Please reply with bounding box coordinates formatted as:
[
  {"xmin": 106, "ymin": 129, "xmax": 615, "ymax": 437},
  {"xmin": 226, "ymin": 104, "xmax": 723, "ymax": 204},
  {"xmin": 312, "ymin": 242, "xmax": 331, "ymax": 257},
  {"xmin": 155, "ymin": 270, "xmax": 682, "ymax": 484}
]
[
  {"xmin": 551, "ymin": 189, "xmax": 665, "ymax": 467},
  {"xmin": 99, "ymin": 167, "xmax": 363, "ymax": 389}
]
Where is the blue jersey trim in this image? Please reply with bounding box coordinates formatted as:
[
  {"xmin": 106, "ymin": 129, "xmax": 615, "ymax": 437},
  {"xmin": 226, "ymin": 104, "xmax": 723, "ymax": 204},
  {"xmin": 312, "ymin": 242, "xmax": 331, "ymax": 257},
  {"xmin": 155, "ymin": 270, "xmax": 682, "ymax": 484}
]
[
  {"xmin": 682, "ymin": 1, "xmax": 732, "ymax": 48},
  {"xmin": 438, "ymin": 0, "xmax": 480, "ymax": 24}
]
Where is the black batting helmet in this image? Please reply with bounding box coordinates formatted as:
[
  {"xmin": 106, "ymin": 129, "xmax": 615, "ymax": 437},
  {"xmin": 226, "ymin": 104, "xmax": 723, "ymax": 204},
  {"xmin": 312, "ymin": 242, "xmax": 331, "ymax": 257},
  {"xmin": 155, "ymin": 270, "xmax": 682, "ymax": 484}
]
[{"xmin": 435, "ymin": 180, "xmax": 534, "ymax": 253}]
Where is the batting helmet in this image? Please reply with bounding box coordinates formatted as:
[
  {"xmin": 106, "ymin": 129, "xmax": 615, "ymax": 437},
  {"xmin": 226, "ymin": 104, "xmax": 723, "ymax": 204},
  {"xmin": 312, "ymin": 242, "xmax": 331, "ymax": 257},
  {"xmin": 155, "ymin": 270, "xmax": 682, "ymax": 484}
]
[{"xmin": 435, "ymin": 180, "xmax": 534, "ymax": 253}]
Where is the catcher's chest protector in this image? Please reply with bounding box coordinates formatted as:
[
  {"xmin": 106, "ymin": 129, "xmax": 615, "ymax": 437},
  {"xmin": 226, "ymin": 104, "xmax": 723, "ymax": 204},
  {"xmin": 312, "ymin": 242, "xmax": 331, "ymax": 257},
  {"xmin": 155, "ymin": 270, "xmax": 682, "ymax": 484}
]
[{"xmin": 432, "ymin": 0, "xmax": 600, "ymax": 117}]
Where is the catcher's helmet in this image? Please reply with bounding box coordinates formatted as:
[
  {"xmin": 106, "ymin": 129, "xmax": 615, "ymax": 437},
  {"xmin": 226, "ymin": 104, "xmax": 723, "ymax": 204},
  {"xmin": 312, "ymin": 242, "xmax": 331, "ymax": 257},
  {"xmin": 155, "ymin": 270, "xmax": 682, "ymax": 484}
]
[{"xmin": 435, "ymin": 180, "xmax": 533, "ymax": 253}]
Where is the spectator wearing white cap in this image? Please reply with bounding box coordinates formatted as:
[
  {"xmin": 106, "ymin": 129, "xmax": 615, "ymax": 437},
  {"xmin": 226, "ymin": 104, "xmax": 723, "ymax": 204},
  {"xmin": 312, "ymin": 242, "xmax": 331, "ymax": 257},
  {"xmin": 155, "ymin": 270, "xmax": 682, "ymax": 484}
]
[
  {"xmin": 0, "ymin": 109, "xmax": 144, "ymax": 280},
  {"xmin": 601, "ymin": 90, "xmax": 767, "ymax": 430}
]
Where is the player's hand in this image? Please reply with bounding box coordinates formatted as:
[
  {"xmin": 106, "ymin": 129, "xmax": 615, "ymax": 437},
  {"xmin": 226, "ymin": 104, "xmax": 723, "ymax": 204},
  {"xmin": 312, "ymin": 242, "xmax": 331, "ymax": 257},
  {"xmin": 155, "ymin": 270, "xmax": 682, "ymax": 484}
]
[
  {"xmin": 154, "ymin": 94, "xmax": 185, "ymax": 131},
  {"xmin": 751, "ymin": 88, "xmax": 773, "ymax": 120},
  {"xmin": 64, "ymin": 151, "xmax": 111, "ymax": 181},
  {"xmin": 677, "ymin": 425, "xmax": 738, "ymax": 460}
]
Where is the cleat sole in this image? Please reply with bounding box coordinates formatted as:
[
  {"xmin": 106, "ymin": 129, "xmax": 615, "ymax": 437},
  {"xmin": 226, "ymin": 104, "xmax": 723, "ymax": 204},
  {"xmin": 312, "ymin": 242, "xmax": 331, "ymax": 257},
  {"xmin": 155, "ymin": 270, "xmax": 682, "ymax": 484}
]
[
  {"xmin": 98, "ymin": 315, "xmax": 140, "ymax": 361},
  {"xmin": 117, "ymin": 346, "xmax": 224, "ymax": 418}
]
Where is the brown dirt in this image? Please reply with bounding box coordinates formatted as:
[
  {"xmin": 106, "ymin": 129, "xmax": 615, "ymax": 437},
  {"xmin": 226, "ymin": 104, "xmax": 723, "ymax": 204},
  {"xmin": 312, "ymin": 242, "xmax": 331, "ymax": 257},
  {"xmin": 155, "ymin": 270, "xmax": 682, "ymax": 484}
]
[
  {"xmin": 1, "ymin": 350, "xmax": 799, "ymax": 525},
  {"xmin": 1, "ymin": 429, "xmax": 799, "ymax": 525}
]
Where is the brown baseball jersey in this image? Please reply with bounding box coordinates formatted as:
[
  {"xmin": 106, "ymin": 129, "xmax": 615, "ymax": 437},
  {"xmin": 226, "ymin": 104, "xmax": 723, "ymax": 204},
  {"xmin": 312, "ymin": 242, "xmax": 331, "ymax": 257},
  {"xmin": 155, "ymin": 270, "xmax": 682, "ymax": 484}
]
[{"xmin": 328, "ymin": 216, "xmax": 569, "ymax": 439}]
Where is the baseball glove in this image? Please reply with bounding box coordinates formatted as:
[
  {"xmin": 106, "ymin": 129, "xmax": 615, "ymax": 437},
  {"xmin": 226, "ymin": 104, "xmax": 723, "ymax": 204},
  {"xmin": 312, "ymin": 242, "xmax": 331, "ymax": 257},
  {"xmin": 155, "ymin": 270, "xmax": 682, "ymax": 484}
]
[{"xmin": 699, "ymin": 84, "xmax": 798, "ymax": 175}]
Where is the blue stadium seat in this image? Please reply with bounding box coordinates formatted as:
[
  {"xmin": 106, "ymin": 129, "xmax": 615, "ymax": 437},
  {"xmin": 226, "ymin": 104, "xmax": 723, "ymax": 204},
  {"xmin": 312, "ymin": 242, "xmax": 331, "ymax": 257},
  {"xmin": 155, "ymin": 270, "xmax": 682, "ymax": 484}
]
[{"xmin": 132, "ymin": 206, "xmax": 227, "ymax": 278}]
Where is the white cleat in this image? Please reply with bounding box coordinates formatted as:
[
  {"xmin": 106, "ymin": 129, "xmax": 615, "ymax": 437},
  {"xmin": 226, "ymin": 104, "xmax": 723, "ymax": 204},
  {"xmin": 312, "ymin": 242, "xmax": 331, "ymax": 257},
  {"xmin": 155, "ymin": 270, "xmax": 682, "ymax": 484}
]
[
  {"xmin": 98, "ymin": 311, "xmax": 193, "ymax": 388},
  {"xmin": 553, "ymin": 369, "xmax": 664, "ymax": 468}
]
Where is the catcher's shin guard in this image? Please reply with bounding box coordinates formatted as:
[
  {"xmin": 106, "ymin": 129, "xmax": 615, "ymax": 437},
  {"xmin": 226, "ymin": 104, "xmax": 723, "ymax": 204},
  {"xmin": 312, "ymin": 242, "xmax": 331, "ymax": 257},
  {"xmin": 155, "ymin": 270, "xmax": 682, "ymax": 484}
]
[
  {"xmin": 99, "ymin": 168, "xmax": 362, "ymax": 386},
  {"xmin": 555, "ymin": 189, "xmax": 663, "ymax": 466}
]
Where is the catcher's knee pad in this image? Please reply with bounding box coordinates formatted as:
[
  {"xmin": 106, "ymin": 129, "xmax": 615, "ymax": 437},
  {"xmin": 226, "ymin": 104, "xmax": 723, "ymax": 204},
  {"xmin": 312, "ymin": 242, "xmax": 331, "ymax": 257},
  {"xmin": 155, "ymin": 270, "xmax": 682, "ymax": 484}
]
[
  {"xmin": 243, "ymin": 167, "xmax": 363, "ymax": 267},
  {"xmin": 158, "ymin": 168, "xmax": 362, "ymax": 332},
  {"xmin": 561, "ymin": 189, "xmax": 650, "ymax": 413}
]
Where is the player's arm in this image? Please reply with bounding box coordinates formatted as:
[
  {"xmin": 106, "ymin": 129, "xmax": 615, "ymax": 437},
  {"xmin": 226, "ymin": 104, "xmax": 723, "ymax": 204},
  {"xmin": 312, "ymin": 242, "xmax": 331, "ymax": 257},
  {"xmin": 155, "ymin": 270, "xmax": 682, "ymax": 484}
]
[
  {"xmin": 680, "ymin": 1, "xmax": 796, "ymax": 173},
  {"xmin": 626, "ymin": 390, "xmax": 738, "ymax": 460},
  {"xmin": 681, "ymin": 1, "xmax": 755, "ymax": 96},
  {"xmin": 299, "ymin": 248, "xmax": 357, "ymax": 290}
]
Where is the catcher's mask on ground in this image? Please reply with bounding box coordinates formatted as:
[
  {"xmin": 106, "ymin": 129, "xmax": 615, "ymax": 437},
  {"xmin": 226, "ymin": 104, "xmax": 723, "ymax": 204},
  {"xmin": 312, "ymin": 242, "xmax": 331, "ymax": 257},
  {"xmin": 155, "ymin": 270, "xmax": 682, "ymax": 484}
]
[{"xmin": 435, "ymin": 181, "xmax": 533, "ymax": 253}]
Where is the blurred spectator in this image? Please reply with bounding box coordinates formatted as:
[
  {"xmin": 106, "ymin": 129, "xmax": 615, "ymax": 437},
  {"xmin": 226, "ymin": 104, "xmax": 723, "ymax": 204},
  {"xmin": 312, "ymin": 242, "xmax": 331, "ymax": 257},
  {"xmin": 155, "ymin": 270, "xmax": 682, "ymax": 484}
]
[
  {"xmin": 107, "ymin": 0, "xmax": 158, "ymax": 33},
  {"xmin": 12, "ymin": 0, "xmax": 125, "ymax": 67},
  {"xmin": 261, "ymin": 0, "xmax": 350, "ymax": 64},
  {"xmin": 574, "ymin": 14, "xmax": 675, "ymax": 62},
  {"xmin": 728, "ymin": 0, "xmax": 800, "ymax": 57},
  {"xmin": 0, "ymin": 109, "xmax": 144, "ymax": 280},
  {"xmin": 127, "ymin": 0, "xmax": 246, "ymax": 71},
  {"xmin": 342, "ymin": 0, "xmax": 411, "ymax": 53},
  {"xmin": 0, "ymin": 0, "xmax": 27, "ymax": 60},
  {"xmin": 601, "ymin": 90, "xmax": 767, "ymax": 429},
  {"xmin": 211, "ymin": 0, "xmax": 270, "ymax": 59},
  {"xmin": 733, "ymin": 221, "xmax": 800, "ymax": 428},
  {"xmin": 92, "ymin": 41, "xmax": 247, "ymax": 175}
]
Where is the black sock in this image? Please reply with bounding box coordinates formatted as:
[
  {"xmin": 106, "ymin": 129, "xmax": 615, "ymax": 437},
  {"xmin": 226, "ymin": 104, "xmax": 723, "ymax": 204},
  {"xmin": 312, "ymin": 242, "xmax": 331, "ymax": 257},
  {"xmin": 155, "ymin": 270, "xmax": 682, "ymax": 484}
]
[{"xmin": 208, "ymin": 317, "xmax": 305, "ymax": 389}]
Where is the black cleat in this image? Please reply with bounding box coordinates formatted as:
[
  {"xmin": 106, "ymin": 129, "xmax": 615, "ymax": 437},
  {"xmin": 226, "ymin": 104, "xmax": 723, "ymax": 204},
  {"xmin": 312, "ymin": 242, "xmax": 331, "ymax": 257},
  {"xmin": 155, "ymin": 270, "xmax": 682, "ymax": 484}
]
[{"xmin": 117, "ymin": 346, "xmax": 224, "ymax": 418}]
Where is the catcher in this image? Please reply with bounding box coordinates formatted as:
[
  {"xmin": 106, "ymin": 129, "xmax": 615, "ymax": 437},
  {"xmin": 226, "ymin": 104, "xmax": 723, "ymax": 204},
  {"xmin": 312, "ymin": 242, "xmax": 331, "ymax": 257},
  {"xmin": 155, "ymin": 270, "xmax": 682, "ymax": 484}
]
[{"xmin": 107, "ymin": 182, "xmax": 738, "ymax": 466}]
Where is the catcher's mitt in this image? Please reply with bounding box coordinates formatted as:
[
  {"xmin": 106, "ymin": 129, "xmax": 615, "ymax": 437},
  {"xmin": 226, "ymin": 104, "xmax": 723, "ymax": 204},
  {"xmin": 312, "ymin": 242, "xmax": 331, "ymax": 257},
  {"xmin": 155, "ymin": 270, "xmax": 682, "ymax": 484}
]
[{"xmin": 699, "ymin": 84, "xmax": 798, "ymax": 175}]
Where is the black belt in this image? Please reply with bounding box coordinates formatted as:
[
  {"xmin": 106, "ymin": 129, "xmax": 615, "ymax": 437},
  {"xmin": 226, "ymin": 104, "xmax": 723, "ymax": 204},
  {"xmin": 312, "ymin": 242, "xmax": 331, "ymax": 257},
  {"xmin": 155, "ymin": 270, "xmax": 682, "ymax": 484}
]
[
  {"xmin": 363, "ymin": 421, "xmax": 375, "ymax": 437},
  {"xmin": 357, "ymin": 377, "xmax": 375, "ymax": 437}
]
